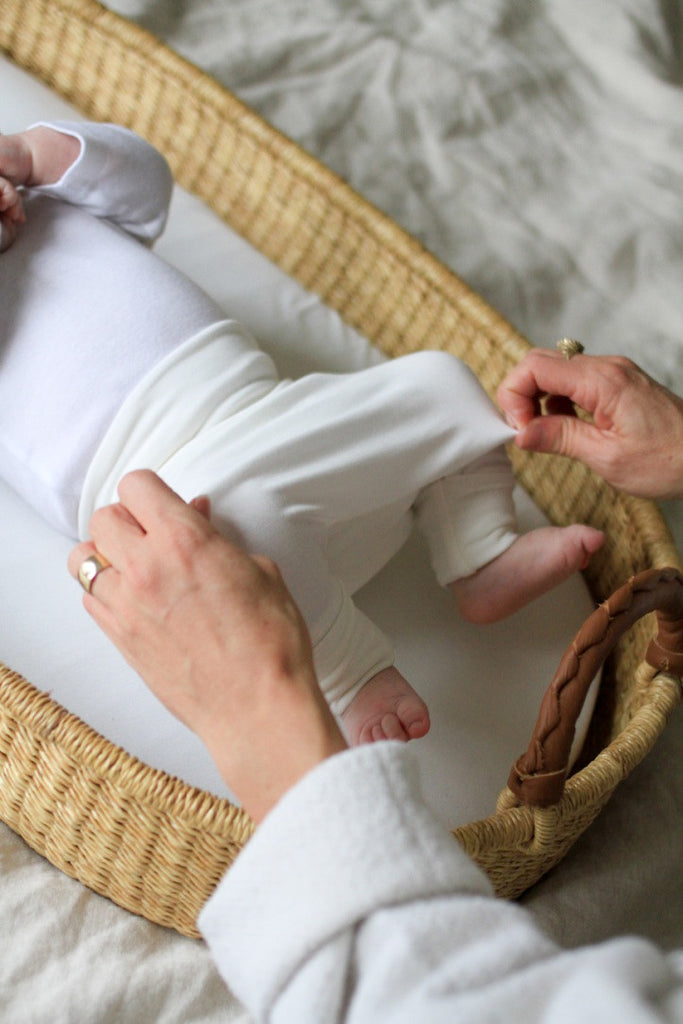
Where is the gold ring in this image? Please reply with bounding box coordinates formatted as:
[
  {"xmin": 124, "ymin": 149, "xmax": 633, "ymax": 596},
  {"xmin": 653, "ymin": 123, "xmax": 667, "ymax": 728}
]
[
  {"xmin": 77, "ymin": 553, "xmax": 111, "ymax": 594},
  {"xmin": 556, "ymin": 338, "xmax": 585, "ymax": 360}
]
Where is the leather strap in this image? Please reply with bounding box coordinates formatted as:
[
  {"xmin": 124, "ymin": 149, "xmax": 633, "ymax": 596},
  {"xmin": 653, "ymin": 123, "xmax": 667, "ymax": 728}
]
[{"xmin": 507, "ymin": 567, "xmax": 683, "ymax": 807}]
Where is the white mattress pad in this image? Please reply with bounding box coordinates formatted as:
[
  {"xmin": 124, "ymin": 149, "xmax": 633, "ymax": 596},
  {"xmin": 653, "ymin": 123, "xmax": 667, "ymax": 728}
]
[{"xmin": 0, "ymin": 55, "xmax": 598, "ymax": 828}]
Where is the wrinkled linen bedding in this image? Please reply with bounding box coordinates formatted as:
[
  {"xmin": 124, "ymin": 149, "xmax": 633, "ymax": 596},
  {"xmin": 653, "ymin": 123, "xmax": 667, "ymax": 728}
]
[{"xmin": 0, "ymin": 2, "xmax": 681, "ymax": 1021}]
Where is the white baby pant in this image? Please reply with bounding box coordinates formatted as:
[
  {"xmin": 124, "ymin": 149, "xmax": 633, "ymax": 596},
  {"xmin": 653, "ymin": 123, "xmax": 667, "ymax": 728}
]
[{"xmin": 80, "ymin": 323, "xmax": 517, "ymax": 712}]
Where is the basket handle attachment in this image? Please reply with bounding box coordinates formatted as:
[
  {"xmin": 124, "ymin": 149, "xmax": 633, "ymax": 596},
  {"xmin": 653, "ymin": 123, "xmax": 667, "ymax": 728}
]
[{"xmin": 507, "ymin": 567, "xmax": 683, "ymax": 808}]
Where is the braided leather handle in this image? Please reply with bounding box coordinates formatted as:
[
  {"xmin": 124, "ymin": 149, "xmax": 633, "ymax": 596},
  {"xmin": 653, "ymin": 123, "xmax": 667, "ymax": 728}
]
[{"xmin": 507, "ymin": 567, "xmax": 683, "ymax": 807}]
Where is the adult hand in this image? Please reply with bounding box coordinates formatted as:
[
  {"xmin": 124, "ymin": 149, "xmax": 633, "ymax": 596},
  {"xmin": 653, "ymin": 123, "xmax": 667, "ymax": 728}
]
[
  {"xmin": 498, "ymin": 350, "xmax": 683, "ymax": 499},
  {"xmin": 68, "ymin": 470, "xmax": 347, "ymax": 822}
]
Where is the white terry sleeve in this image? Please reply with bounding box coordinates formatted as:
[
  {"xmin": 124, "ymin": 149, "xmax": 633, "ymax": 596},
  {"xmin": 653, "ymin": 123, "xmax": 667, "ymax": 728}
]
[
  {"xmin": 199, "ymin": 743, "xmax": 682, "ymax": 1023},
  {"xmin": 28, "ymin": 120, "xmax": 173, "ymax": 242}
]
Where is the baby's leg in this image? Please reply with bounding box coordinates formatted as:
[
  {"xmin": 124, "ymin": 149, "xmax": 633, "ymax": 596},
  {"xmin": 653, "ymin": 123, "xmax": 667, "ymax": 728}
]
[
  {"xmin": 162, "ymin": 350, "xmax": 515, "ymax": 744},
  {"xmin": 449, "ymin": 524, "xmax": 604, "ymax": 624},
  {"xmin": 417, "ymin": 447, "xmax": 604, "ymax": 624}
]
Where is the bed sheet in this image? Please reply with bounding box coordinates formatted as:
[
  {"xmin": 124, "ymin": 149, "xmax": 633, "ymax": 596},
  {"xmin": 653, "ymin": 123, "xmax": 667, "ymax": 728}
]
[{"xmin": 0, "ymin": 2, "xmax": 681, "ymax": 1021}]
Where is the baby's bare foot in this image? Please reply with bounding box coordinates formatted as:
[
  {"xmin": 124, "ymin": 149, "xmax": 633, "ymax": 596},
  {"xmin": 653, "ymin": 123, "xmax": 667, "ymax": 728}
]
[
  {"xmin": 341, "ymin": 666, "xmax": 431, "ymax": 746},
  {"xmin": 450, "ymin": 524, "xmax": 605, "ymax": 624}
]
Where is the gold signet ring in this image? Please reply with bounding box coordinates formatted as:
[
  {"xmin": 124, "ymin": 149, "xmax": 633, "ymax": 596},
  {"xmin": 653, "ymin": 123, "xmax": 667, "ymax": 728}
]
[
  {"xmin": 556, "ymin": 338, "xmax": 585, "ymax": 360},
  {"xmin": 77, "ymin": 553, "xmax": 111, "ymax": 594}
]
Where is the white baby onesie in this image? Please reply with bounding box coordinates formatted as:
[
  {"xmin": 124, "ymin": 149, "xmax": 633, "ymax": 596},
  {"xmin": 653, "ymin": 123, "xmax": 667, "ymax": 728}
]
[{"xmin": 0, "ymin": 120, "xmax": 516, "ymax": 714}]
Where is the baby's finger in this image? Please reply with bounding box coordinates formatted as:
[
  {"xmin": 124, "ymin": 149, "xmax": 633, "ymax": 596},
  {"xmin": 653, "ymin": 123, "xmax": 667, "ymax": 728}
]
[
  {"xmin": 0, "ymin": 176, "xmax": 21, "ymax": 213},
  {"xmin": 0, "ymin": 212, "xmax": 17, "ymax": 254},
  {"xmin": 9, "ymin": 195, "xmax": 26, "ymax": 223}
]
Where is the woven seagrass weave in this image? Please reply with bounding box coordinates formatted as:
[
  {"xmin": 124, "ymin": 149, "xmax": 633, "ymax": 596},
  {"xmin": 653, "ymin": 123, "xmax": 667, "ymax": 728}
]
[{"xmin": 0, "ymin": 0, "xmax": 680, "ymax": 938}]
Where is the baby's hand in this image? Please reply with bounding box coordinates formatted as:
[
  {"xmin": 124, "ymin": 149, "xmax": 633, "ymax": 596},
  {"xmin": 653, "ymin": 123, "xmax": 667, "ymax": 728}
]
[
  {"xmin": 0, "ymin": 132, "xmax": 33, "ymax": 188},
  {"xmin": 0, "ymin": 132, "xmax": 32, "ymax": 253},
  {"xmin": 0, "ymin": 178, "xmax": 25, "ymax": 253}
]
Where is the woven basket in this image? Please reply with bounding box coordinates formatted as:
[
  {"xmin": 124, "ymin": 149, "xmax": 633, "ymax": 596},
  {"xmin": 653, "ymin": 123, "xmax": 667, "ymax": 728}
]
[{"xmin": 0, "ymin": 0, "xmax": 680, "ymax": 939}]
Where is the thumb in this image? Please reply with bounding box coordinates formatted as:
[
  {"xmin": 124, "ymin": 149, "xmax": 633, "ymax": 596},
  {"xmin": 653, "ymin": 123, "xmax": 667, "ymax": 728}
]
[{"xmin": 516, "ymin": 414, "xmax": 603, "ymax": 464}]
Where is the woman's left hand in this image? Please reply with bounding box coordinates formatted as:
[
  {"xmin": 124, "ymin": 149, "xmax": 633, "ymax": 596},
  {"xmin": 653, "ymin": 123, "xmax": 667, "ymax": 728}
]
[{"xmin": 68, "ymin": 470, "xmax": 347, "ymax": 822}]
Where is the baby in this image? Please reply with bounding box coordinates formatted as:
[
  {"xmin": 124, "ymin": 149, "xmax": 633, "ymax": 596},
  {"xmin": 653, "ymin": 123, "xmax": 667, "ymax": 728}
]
[{"xmin": 0, "ymin": 121, "xmax": 603, "ymax": 745}]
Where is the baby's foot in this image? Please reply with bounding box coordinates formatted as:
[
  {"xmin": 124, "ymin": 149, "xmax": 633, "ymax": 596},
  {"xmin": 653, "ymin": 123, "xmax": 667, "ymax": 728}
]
[
  {"xmin": 450, "ymin": 524, "xmax": 605, "ymax": 624},
  {"xmin": 341, "ymin": 666, "xmax": 431, "ymax": 746}
]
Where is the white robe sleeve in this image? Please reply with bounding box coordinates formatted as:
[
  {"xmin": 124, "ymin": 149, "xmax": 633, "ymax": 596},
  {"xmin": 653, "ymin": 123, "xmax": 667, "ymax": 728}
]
[
  {"xmin": 27, "ymin": 120, "xmax": 173, "ymax": 242},
  {"xmin": 199, "ymin": 743, "xmax": 682, "ymax": 1023}
]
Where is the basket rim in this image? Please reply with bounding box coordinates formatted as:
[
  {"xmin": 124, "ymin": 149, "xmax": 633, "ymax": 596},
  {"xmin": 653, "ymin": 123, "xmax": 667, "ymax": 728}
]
[
  {"xmin": 0, "ymin": 663, "xmax": 249, "ymax": 835},
  {"xmin": 3, "ymin": 0, "xmax": 532, "ymax": 370}
]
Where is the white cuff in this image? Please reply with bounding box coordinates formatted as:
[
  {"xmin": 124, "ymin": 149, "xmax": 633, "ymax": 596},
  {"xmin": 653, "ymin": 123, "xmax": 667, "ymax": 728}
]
[
  {"xmin": 313, "ymin": 585, "xmax": 394, "ymax": 713},
  {"xmin": 416, "ymin": 446, "xmax": 518, "ymax": 583}
]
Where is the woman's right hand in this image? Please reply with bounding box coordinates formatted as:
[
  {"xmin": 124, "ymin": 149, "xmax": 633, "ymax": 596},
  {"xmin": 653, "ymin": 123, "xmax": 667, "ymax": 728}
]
[{"xmin": 498, "ymin": 350, "xmax": 683, "ymax": 499}]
